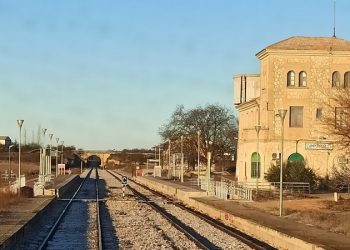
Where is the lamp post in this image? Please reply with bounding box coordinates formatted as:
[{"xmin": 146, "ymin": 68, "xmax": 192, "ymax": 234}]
[
  {"xmin": 206, "ymin": 140, "xmax": 212, "ymax": 193},
  {"xmin": 17, "ymin": 119, "xmax": 24, "ymax": 196},
  {"xmin": 158, "ymin": 144, "xmax": 161, "ymax": 167},
  {"xmin": 49, "ymin": 134, "xmax": 53, "ymax": 177},
  {"xmin": 61, "ymin": 141, "xmax": 64, "ymax": 164},
  {"xmin": 55, "ymin": 138, "xmax": 59, "ymax": 177},
  {"xmin": 8, "ymin": 145, "xmax": 15, "ymax": 183},
  {"xmin": 154, "ymin": 146, "xmax": 157, "ymax": 163},
  {"xmin": 180, "ymin": 135, "xmax": 184, "ymax": 182},
  {"xmin": 255, "ymin": 124, "xmax": 262, "ymax": 198},
  {"xmin": 278, "ymin": 109, "xmax": 287, "ymax": 217},
  {"xmin": 168, "ymin": 139, "xmax": 171, "ymax": 178},
  {"xmin": 197, "ymin": 130, "xmax": 200, "ymax": 186},
  {"xmin": 41, "ymin": 128, "xmax": 47, "ymax": 179}
]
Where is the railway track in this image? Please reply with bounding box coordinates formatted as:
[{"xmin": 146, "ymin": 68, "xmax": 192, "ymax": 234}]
[
  {"xmin": 37, "ymin": 167, "xmax": 103, "ymax": 250},
  {"xmin": 107, "ymin": 170, "xmax": 276, "ymax": 250}
]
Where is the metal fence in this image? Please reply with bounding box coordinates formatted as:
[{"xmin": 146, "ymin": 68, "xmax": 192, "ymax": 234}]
[
  {"xmin": 1, "ymin": 170, "xmax": 17, "ymax": 182},
  {"xmin": 187, "ymin": 177, "xmax": 310, "ymax": 201},
  {"xmin": 239, "ymin": 181, "xmax": 310, "ymax": 194}
]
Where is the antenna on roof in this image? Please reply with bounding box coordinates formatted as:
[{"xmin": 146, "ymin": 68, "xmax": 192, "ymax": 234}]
[{"xmin": 333, "ymin": 0, "xmax": 336, "ymax": 37}]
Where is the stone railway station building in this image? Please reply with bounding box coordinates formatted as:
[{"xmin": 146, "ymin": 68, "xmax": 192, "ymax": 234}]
[{"xmin": 233, "ymin": 36, "xmax": 350, "ymax": 182}]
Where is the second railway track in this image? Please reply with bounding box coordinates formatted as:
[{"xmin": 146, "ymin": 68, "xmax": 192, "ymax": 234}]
[{"xmin": 106, "ymin": 169, "xmax": 276, "ymax": 250}]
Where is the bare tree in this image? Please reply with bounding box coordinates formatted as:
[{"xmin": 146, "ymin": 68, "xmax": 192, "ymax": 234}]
[
  {"xmin": 24, "ymin": 128, "xmax": 27, "ymax": 145},
  {"xmin": 322, "ymin": 88, "xmax": 350, "ymax": 150},
  {"xmin": 159, "ymin": 104, "xmax": 238, "ymax": 169},
  {"xmin": 321, "ymin": 88, "xmax": 350, "ymax": 190},
  {"xmin": 37, "ymin": 124, "xmax": 42, "ymax": 145},
  {"xmin": 330, "ymin": 163, "xmax": 350, "ymax": 192},
  {"xmin": 31, "ymin": 129, "xmax": 35, "ymax": 144}
]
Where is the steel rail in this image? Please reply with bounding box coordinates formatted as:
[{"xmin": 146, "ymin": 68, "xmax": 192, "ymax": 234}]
[
  {"xmin": 95, "ymin": 167, "xmax": 103, "ymax": 250},
  {"xmin": 109, "ymin": 170, "xmax": 277, "ymax": 250},
  {"xmin": 38, "ymin": 168, "xmax": 94, "ymax": 250},
  {"xmin": 106, "ymin": 170, "xmax": 215, "ymax": 250}
]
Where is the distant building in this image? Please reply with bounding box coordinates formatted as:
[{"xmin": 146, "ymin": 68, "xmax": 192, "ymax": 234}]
[
  {"xmin": 233, "ymin": 36, "xmax": 350, "ymax": 182},
  {"xmin": 0, "ymin": 136, "xmax": 12, "ymax": 148}
]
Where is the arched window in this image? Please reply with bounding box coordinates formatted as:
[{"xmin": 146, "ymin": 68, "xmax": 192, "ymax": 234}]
[
  {"xmin": 299, "ymin": 71, "xmax": 307, "ymax": 87},
  {"xmin": 251, "ymin": 152, "xmax": 260, "ymax": 178},
  {"xmin": 332, "ymin": 71, "xmax": 341, "ymax": 87},
  {"xmin": 344, "ymin": 71, "xmax": 350, "ymax": 88},
  {"xmin": 287, "ymin": 71, "xmax": 295, "ymax": 87}
]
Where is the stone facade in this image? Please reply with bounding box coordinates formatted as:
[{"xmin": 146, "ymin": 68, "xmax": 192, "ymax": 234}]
[{"xmin": 233, "ymin": 36, "xmax": 350, "ymax": 182}]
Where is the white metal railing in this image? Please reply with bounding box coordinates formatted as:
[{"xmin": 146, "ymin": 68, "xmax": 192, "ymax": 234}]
[
  {"xmin": 235, "ymin": 181, "xmax": 310, "ymax": 194},
  {"xmin": 198, "ymin": 178, "xmax": 215, "ymax": 193},
  {"xmin": 215, "ymin": 181, "xmax": 229, "ymax": 200},
  {"xmin": 1, "ymin": 171, "xmax": 17, "ymax": 182},
  {"xmin": 191, "ymin": 177, "xmax": 252, "ymax": 201}
]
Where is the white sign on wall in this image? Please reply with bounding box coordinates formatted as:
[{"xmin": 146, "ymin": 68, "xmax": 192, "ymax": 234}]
[{"xmin": 305, "ymin": 142, "xmax": 333, "ymax": 150}]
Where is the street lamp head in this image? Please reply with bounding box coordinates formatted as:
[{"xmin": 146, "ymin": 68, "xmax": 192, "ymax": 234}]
[
  {"xmin": 49, "ymin": 134, "xmax": 53, "ymax": 140},
  {"xmin": 255, "ymin": 124, "xmax": 262, "ymax": 133},
  {"xmin": 17, "ymin": 119, "xmax": 24, "ymax": 128},
  {"xmin": 278, "ymin": 109, "xmax": 288, "ymax": 121}
]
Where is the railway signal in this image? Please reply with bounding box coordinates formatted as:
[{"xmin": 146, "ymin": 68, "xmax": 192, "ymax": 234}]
[
  {"xmin": 121, "ymin": 176, "xmax": 128, "ymax": 199},
  {"xmin": 121, "ymin": 176, "xmax": 128, "ymax": 185}
]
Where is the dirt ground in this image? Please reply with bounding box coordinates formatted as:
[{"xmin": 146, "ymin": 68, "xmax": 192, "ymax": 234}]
[{"xmin": 246, "ymin": 193, "xmax": 350, "ymax": 236}]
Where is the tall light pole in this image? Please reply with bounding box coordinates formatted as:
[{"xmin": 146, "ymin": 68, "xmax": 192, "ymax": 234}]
[
  {"xmin": 55, "ymin": 138, "xmax": 59, "ymax": 177},
  {"xmin": 41, "ymin": 128, "xmax": 47, "ymax": 179},
  {"xmin": 197, "ymin": 130, "xmax": 200, "ymax": 186},
  {"xmin": 61, "ymin": 141, "xmax": 64, "ymax": 164},
  {"xmin": 206, "ymin": 140, "xmax": 212, "ymax": 193},
  {"xmin": 278, "ymin": 109, "xmax": 287, "ymax": 217},
  {"xmin": 154, "ymin": 146, "xmax": 157, "ymax": 163},
  {"xmin": 158, "ymin": 144, "xmax": 161, "ymax": 167},
  {"xmin": 49, "ymin": 134, "xmax": 53, "ymax": 178},
  {"xmin": 181, "ymin": 135, "xmax": 184, "ymax": 182},
  {"xmin": 8, "ymin": 145, "xmax": 15, "ymax": 183},
  {"xmin": 255, "ymin": 124, "xmax": 262, "ymax": 198},
  {"xmin": 168, "ymin": 139, "xmax": 171, "ymax": 178},
  {"xmin": 17, "ymin": 119, "xmax": 24, "ymax": 196}
]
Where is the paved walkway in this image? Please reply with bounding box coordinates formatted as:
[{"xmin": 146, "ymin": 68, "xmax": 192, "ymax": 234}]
[
  {"xmin": 193, "ymin": 196, "xmax": 350, "ymax": 250},
  {"xmin": 134, "ymin": 174, "xmax": 350, "ymax": 250}
]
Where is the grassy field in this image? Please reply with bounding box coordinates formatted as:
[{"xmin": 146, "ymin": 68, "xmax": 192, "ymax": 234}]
[{"xmin": 247, "ymin": 194, "xmax": 350, "ymax": 236}]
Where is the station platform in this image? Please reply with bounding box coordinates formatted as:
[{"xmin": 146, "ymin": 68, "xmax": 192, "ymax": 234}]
[
  {"xmin": 128, "ymin": 173, "xmax": 350, "ymax": 250},
  {"xmin": 0, "ymin": 174, "xmax": 80, "ymax": 249}
]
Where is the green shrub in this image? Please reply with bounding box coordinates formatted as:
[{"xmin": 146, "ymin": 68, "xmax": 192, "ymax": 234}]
[{"xmin": 265, "ymin": 160, "xmax": 318, "ymax": 189}]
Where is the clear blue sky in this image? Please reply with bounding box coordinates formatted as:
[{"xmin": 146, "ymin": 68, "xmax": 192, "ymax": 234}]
[{"xmin": 0, "ymin": 0, "xmax": 349, "ymax": 150}]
